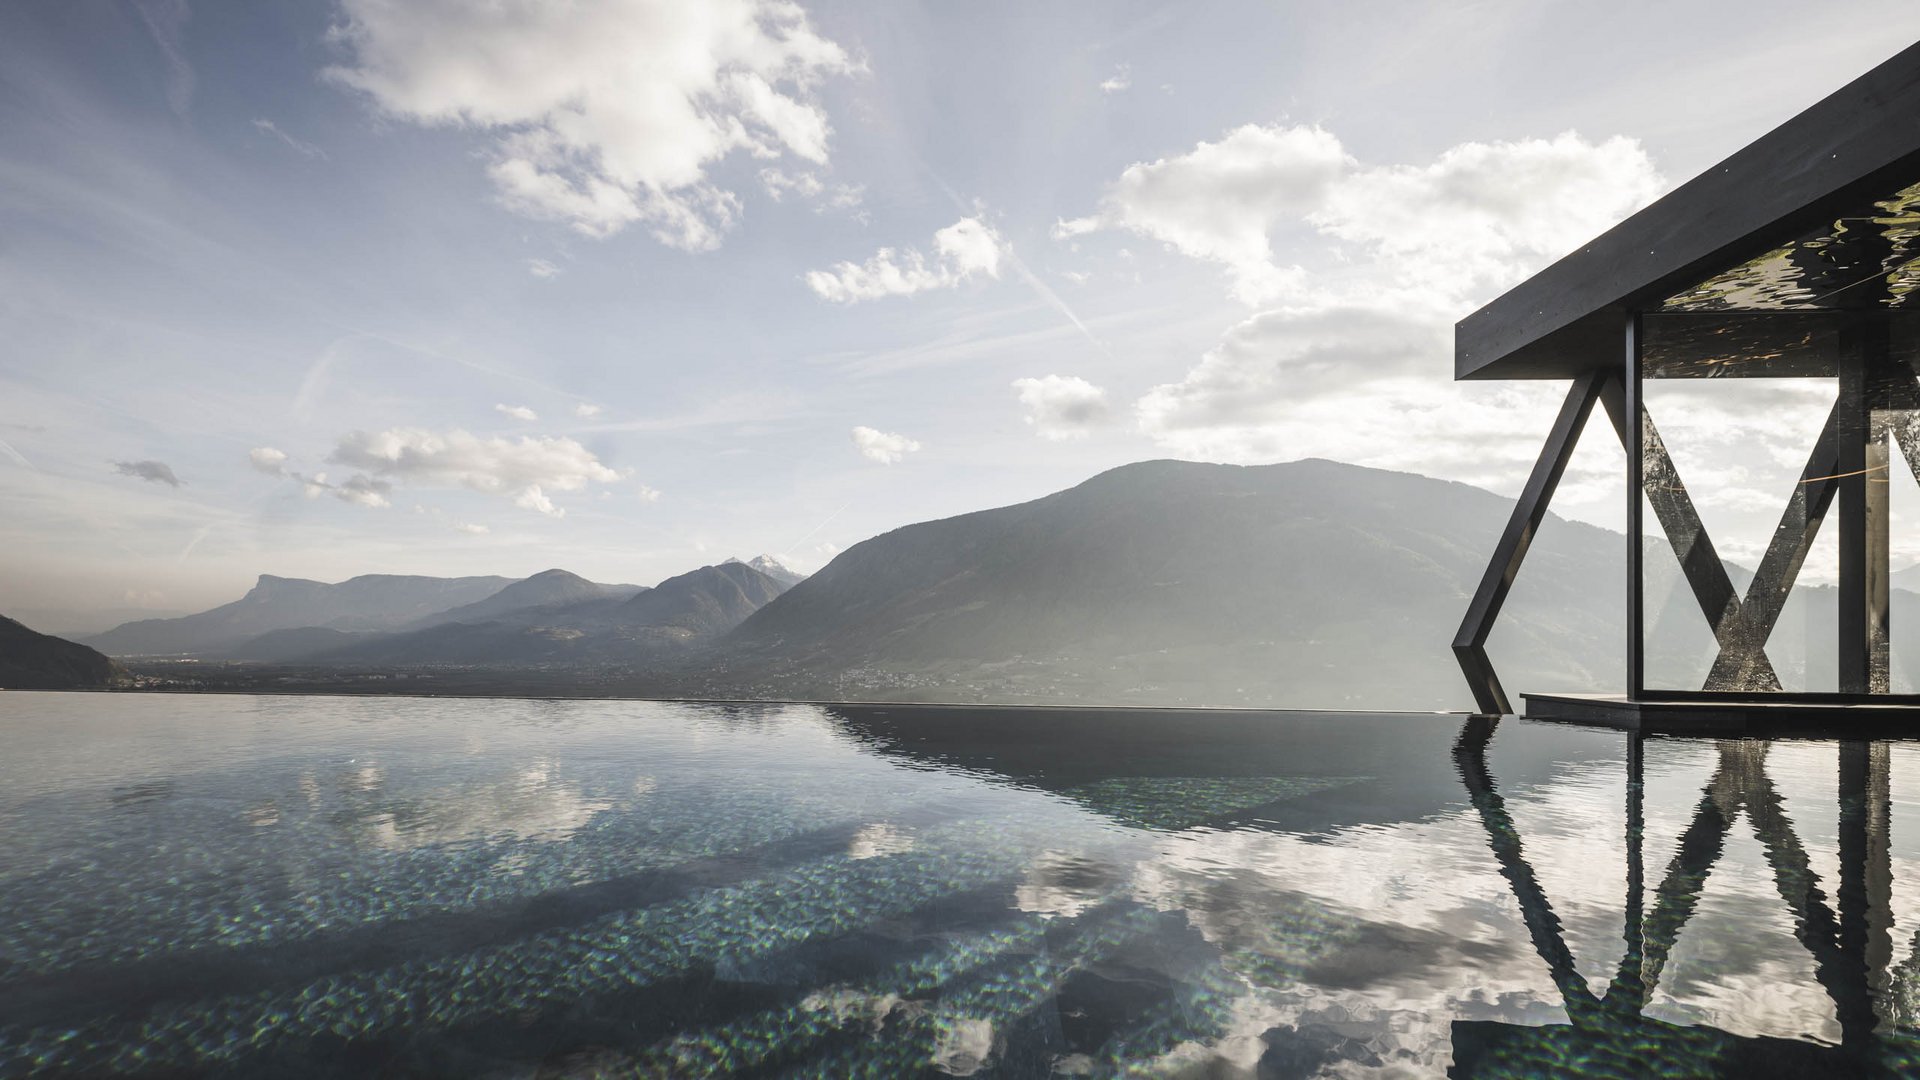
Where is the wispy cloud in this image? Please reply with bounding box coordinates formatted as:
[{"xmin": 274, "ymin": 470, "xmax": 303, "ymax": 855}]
[
  {"xmin": 288, "ymin": 470, "xmax": 393, "ymax": 508},
  {"xmin": 251, "ymin": 118, "xmax": 327, "ymax": 159},
  {"xmin": 494, "ymin": 403, "xmax": 539, "ymax": 422},
  {"xmin": 0, "ymin": 439, "xmax": 35, "ymax": 470},
  {"xmin": 114, "ymin": 459, "xmax": 182, "ymax": 487},
  {"xmin": 132, "ymin": 0, "xmax": 195, "ymax": 118}
]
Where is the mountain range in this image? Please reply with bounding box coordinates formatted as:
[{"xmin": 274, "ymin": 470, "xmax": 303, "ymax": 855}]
[
  {"xmin": 27, "ymin": 459, "xmax": 1916, "ymax": 710},
  {"xmin": 306, "ymin": 562, "xmax": 791, "ymax": 667}
]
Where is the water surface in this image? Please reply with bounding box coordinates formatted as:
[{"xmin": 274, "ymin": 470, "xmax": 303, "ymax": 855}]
[{"xmin": 3, "ymin": 694, "xmax": 1919, "ymax": 1076}]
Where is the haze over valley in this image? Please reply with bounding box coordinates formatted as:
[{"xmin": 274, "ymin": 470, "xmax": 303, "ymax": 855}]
[{"xmin": 15, "ymin": 458, "xmax": 1909, "ymax": 709}]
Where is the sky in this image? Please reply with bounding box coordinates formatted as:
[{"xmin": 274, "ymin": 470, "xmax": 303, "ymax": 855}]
[{"xmin": 4, "ymin": 1, "xmax": 1919, "ymax": 633}]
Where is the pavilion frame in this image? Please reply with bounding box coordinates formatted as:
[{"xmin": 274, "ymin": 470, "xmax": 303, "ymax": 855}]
[
  {"xmin": 1451, "ymin": 42, "xmax": 1920, "ymax": 714},
  {"xmin": 1453, "ymin": 330, "xmax": 1920, "ymax": 714}
]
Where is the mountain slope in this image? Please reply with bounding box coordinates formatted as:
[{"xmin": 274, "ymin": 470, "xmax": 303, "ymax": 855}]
[
  {"xmin": 717, "ymin": 459, "xmax": 1625, "ymax": 709},
  {"xmin": 407, "ymin": 569, "xmax": 645, "ymax": 629},
  {"xmin": 84, "ymin": 574, "xmax": 516, "ymax": 656},
  {"xmin": 1, "ymin": 616, "xmax": 129, "ymax": 689},
  {"xmin": 620, "ymin": 563, "xmax": 791, "ymax": 644}
]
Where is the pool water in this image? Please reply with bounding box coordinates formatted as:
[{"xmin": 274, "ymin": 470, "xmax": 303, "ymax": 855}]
[{"xmin": 2, "ymin": 693, "xmax": 1920, "ymax": 1077}]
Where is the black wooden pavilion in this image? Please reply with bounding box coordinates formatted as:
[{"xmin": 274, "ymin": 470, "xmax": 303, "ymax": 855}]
[{"xmin": 1455, "ymin": 43, "xmax": 1920, "ymax": 726}]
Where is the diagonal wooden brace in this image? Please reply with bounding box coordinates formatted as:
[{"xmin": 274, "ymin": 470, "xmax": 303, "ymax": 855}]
[
  {"xmin": 1600, "ymin": 384, "xmax": 1784, "ymax": 692},
  {"xmin": 1453, "ymin": 370, "xmax": 1613, "ymax": 715}
]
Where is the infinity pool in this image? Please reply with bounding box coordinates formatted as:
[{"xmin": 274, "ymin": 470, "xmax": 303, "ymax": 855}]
[{"xmin": 3, "ymin": 693, "xmax": 1919, "ymax": 1076}]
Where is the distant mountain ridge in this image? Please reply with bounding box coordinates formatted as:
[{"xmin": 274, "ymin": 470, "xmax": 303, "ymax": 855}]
[
  {"xmin": 406, "ymin": 569, "xmax": 645, "ymax": 629},
  {"xmin": 1, "ymin": 616, "xmax": 129, "ymax": 689},
  {"xmin": 84, "ymin": 573, "xmax": 516, "ymax": 656},
  {"xmin": 304, "ymin": 562, "xmax": 791, "ymax": 666}
]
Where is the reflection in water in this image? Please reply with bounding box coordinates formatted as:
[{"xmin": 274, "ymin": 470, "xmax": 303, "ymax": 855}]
[
  {"xmin": 5, "ymin": 695, "xmax": 1920, "ymax": 1075},
  {"xmin": 1451, "ymin": 716, "xmax": 1916, "ymax": 1075}
]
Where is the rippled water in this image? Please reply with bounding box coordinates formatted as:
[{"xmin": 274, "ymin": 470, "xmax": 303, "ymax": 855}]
[{"xmin": 4, "ymin": 695, "xmax": 1920, "ymax": 1076}]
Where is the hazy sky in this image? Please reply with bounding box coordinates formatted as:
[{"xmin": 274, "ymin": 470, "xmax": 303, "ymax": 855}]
[{"xmin": 4, "ymin": 1, "xmax": 1919, "ymax": 629}]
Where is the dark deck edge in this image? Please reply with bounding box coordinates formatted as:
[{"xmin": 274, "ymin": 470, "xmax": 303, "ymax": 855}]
[{"xmin": 1523, "ymin": 691, "xmax": 1920, "ymax": 736}]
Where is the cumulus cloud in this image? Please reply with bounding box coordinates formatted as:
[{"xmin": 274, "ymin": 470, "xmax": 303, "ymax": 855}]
[
  {"xmin": 526, "ymin": 258, "xmax": 561, "ymax": 279},
  {"xmin": 1099, "ymin": 66, "xmax": 1131, "ymax": 93},
  {"xmin": 574, "ymin": 402, "xmax": 603, "ymax": 418},
  {"xmin": 114, "ymin": 460, "xmax": 181, "ymax": 487},
  {"xmin": 1061, "ymin": 121, "xmax": 1664, "ymax": 504},
  {"xmin": 333, "ymin": 474, "xmax": 394, "ymax": 507},
  {"xmin": 850, "ymin": 426, "xmax": 920, "ymax": 464},
  {"xmin": 1055, "ymin": 124, "xmax": 1351, "ymax": 304},
  {"xmin": 328, "ymin": 427, "xmax": 621, "ymax": 517},
  {"xmin": 248, "ymin": 447, "xmax": 288, "ymax": 475},
  {"xmin": 1309, "ymin": 132, "xmax": 1665, "ymax": 302},
  {"xmin": 1012, "ymin": 375, "xmax": 1110, "ymax": 440},
  {"xmin": 1057, "ymin": 123, "xmax": 1661, "ymax": 311},
  {"xmin": 495, "ymin": 403, "xmax": 539, "ymax": 422},
  {"xmin": 805, "ymin": 216, "xmax": 1004, "ymax": 303},
  {"xmin": 636, "ymin": 484, "xmax": 662, "ymax": 502},
  {"xmin": 325, "ymin": 0, "xmax": 856, "ymax": 249}
]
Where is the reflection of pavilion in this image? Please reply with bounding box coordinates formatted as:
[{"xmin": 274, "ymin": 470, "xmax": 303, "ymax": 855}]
[
  {"xmin": 1452, "ymin": 44, "xmax": 1920, "ymax": 725},
  {"xmin": 1451, "ymin": 718, "xmax": 1920, "ymax": 1076}
]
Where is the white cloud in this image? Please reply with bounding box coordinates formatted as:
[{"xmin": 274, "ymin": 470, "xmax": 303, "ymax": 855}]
[
  {"xmin": 453, "ymin": 522, "xmax": 490, "ymax": 535},
  {"xmin": 850, "ymin": 426, "xmax": 921, "ymax": 464},
  {"xmin": 1099, "ymin": 66, "xmax": 1131, "ymax": 93},
  {"xmin": 513, "ymin": 486, "xmax": 559, "ymax": 515},
  {"xmin": 760, "ymin": 167, "xmax": 821, "ymax": 200},
  {"xmin": 495, "ymin": 403, "xmax": 539, "ymax": 422},
  {"xmin": 114, "ymin": 460, "xmax": 181, "ymax": 487},
  {"xmin": 328, "ymin": 427, "xmax": 622, "ymax": 517},
  {"xmin": 1058, "ymin": 123, "xmax": 1661, "ymax": 310},
  {"xmin": 805, "ymin": 216, "xmax": 1004, "ymax": 303},
  {"xmin": 248, "ymin": 447, "xmax": 288, "ymax": 475},
  {"xmin": 325, "ymin": 0, "xmax": 856, "ymax": 249},
  {"xmin": 333, "ymin": 474, "xmax": 394, "ymax": 508},
  {"xmin": 573, "ymin": 402, "xmax": 603, "ymax": 418},
  {"xmin": 526, "ymin": 258, "xmax": 561, "ymax": 279},
  {"xmin": 1072, "ymin": 122, "xmax": 1664, "ymax": 498},
  {"xmin": 1012, "ymin": 375, "xmax": 1110, "ymax": 440},
  {"xmin": 637, "ymin": 484, "xmax": 663, "ymax": 502},
  {"xmin": 1055, "ymin": 124, "xmax": 1351, "ymax": 304},
  {"xmin": 1309, "ymin": 132, "xmax": 1665, "ymax": 303}
]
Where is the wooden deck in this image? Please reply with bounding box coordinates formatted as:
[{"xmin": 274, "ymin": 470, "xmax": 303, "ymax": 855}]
[{"xmin": 1522, "ymin": 692, "xmax": 1920, "ymax": 735}]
